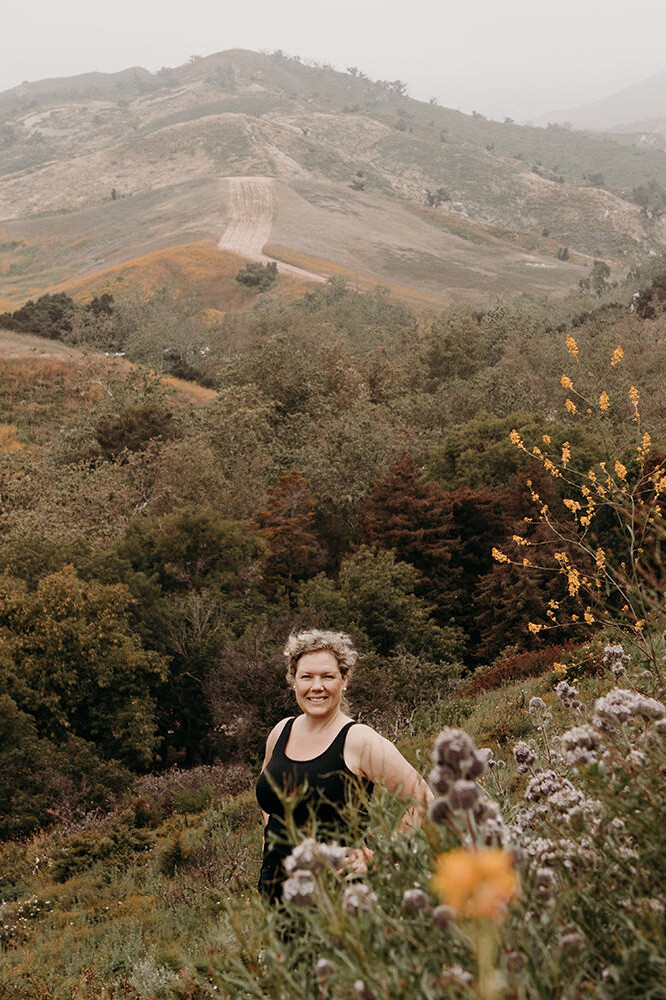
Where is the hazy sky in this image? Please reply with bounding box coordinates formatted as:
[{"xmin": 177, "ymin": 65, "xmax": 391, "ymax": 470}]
[{"xmin": 5, "ymin": 0, "xmax": 666, "ymax": 121}]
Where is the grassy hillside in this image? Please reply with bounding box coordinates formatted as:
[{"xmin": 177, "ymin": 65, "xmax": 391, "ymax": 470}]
[{"xmin": 2, "ymin": 50, "xmax": 666, "ymax": 309}]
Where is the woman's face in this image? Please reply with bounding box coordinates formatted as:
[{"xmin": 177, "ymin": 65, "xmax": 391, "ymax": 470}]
[{"xmin": 293, "ymin": 649, "xmax": 346, "ymax": 718}]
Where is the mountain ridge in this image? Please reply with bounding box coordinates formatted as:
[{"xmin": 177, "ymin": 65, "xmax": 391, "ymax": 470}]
[{"xmin": 1, "ymin": 48, "xmax": 665, "ymax": 308}]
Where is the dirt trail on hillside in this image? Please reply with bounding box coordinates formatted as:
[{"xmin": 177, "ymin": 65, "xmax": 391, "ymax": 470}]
[{"xmin": 217, "ymin": 177, "xmax": 324, "ymax": 283}]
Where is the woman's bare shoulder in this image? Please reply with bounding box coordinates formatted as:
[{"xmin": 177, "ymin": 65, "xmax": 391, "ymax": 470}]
[{"xmin": 346, "ymin": 722, "xmax": 388, "ymax": 757}]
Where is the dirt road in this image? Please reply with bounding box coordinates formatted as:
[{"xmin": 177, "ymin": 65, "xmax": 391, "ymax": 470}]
[{"xmin": 217, "ymin": 177, "xmax": 324, "ymax": 282}]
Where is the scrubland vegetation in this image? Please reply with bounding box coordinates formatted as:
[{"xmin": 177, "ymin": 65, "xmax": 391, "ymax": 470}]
[{"xmin": 1, "ymin": 257, "xmax": 665, "ymax": 997}]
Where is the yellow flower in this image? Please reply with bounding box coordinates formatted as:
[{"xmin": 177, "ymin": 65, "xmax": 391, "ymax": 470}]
[
  {"xmin": 544, "ymin": 458, "xmax": 561, "ymax": 478},
  {"xmin": 638, "ymin": 431, "xmax": 651, "ymax": 457},
  {"xmin": 512, "ymin": 534, "xmax": 529, "ymax": 547},
  {"xmin": 509, "ymin": 429, "xmax": 523, "ymax": 447},
  {"xmin": 492, "ymin": 547, "xmax": 510, "ymax": 564},
  {"xmin": 566, "ymin": 334, "xmax": 579, "ymax": 360},
  {"xmin": 595, "ymin": 548, "xmax": 606, "ymax": 568},
  {"xmin": 584, "ymin": 609, "xmax": 595, "ymax": 625},
  {"xmin": 629, "ymin": 385, "xmax": 640, "ymax": 404},
  {"xmin": 542, "ymin": 434, "xmax": 551, "ymax": 444},
  {"xmin": 599, "ymin": 391, "xmax": 610, "ymax": 412},
  {"xmin": 561, "ymin": 374, "xmax": 574, "ymax": 390},
  {"xmin": 634, "ymin": 619, "xmax": 645, "ymax": 632},
  {"xmin": 565, "ymin": 398, "xmax": 577, "ymax": 415},
  {"xmin": 552, "ymin": 662, "xmax": 567, "ymax": 676},
  {"xmin": 610, "ymin": 345, "xmax": 624, "ymax": 367},
  {"xmin": 567, "ymin": 567, "xmax": 581, "ymax": 596},
  {"xmin": 614, "ymin": 461, "xmax": 628, "ymax": 481},
  {"xmin": 528, "ymin": 622, "xmax": 543, "ymax": 634},
  {"xmin": 431, "ymin": 848, "xmax": 519, "ymax": 922},
  {"xmin": 561, "ymin": 442, "xmax": 571, "ymax": 467},
  {"xmin": 563, "ymin": 498, "xmax": 581, "ymax": 514}
]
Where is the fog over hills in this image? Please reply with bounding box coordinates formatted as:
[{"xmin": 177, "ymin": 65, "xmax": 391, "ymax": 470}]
[
  {"xmin": 532, "ymin": 68, "xmax": 666, "ymax": 134},
  {"xmin": 1, "ymin": 49, "xmax": 666, "ymax": 308}
]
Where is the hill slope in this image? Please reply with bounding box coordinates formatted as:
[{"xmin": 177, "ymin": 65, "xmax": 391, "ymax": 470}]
[{"xmin": 1, "ymin": 49, "xmax": 666, "ymax": 306}]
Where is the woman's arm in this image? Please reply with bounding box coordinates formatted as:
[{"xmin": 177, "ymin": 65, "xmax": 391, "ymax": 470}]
[
  {"xmin": 344, "ymin": 724, "xmax": 433, "ymax": 870},
  {"xmin": 259, "ymin": 717, "xmax": 291, "ymax": 825}
]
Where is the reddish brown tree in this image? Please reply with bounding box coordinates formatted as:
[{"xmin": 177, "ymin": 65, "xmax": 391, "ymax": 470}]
[
  {"xmin": 358, "ymin": 453, "xmax": 460, "ymax": 620},
  {"xmin": 258, "ymin": 470, "xmax": 326, "ymax": 594}
]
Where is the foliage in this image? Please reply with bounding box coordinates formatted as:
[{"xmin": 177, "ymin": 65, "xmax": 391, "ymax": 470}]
[
  {"xmin": 211, "ymin": 644, "xmax": 666, "ymax": 1000},
  {"xmin": 0, "ymin": 567, "xmax": 167, "ymax": 770},
  {"xmin": 235, "ymin": 260, "xmax": 278, "ymax": 291},
  {"xmin": 497, "ymin": 335, "xmax": 666, "ymax": 677}
]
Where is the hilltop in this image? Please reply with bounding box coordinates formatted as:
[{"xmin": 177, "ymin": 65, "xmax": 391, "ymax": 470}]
[{"xmin": 2, "ymin": 49, "xmax": 666, "ymax": 308}]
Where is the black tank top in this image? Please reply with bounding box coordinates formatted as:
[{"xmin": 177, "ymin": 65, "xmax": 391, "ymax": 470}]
[{"xmin": 255, "ymin": 717, "xmax": 374, "ymax": 900}]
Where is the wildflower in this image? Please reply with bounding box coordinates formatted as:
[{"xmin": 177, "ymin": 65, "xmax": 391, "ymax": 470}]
[
  {"xmin": 528, "ymin": 622, "xmax": 543, "ymax": 635},
  {"xmin": 429, "ymin": 797, "xmax": 454, "ymax": 825},
  {"xmin": 513, "ymin": 741, "xmax": 537, "ymax": 773},
  {"xmin": 432, "ymin": 728, "xmax": 486, "ymax": 780},
  {"xmin": 512, "ymin": 533, "xmax": 529, "ymax": 546},
  {"xmin": 601, "ymin": 644, "xmax": 629, "ymax": 678},
  {"xmin": 506, "ymin": 952, "xmax": 525, "ymax": 972},
  {"xmin": 509, "ymin": 429, "xmax": 523, "ymax": 447},
  {"xmin": 560, "ymin": 725, "xmax": 605, "ymax": 766},
  {"xmin": 565, "ymin": 398, "xmax": 577, "ymax": 414},
  {"xmin": 610, "ymin": 345, "xmax": 624, "ymax": 366},
  {"xmin": 536, "ymin": 867, "xmax": 558, "ymax": 898},
  {"xmin": 593, "ymin": 688, "xmax": 666, "ymax": 730},
  {"xmin": 542, "ymin": 434, "xmax": 551, "ymax": 444},
  {"xmin": 559, "ymin": 932, "xmax": 583, "ymax": 954},
  {"xmin": 563, "ymin": 498, "xmax": 581, "ymax": 514},
  {"xmin": 402, "ymin": 888, "xmax": 431, "ymax": 915},
  {"xmin": 439, "ymin": 965, "xmax": 473, "ymax": 988},
  {"xmin": 599, "ymin": 390, "xmax": 610, "ymax": 412},
  {"xmin": 448, "ymin": 780, "xmax": 480, "ymax": 811},
  {"xmin": 316, "ymin": 958, "xmax": 336, "ymax": 984},
  {"xmin": 566, "ymin": 335, "xmax": 579, "ymax": 359},
  {"xmin": 474, "ymin": 798, "xmax": 509, "ymax": 847},
  {"xmin": 561, "ymin": 374, "xmax": 574, "ymax": 390},
  {"xmin": 342, "ymin": 883, "xmax": 377, "ymax": 915},
  {"xmin": 431, "ymin": 848, "xmax": 519, "ymax": 921},
  {"xmin": 524, "ymin": 769, "xmax": 566, "ymax": 804},
  {"xmin": 492, "ymin": 546, "xmax": 510, "ymax": 563},
  {"xmin": 584, "ymin": 609, "xmax": 594, "ymax": 625},
  {"xmin": 528, "ymin": 697, "xmax": 546, "ymax": 715},
  {"xmin": 283, "ymin": 869, "xmax": 317, "ymax": 907},
  {"xmin": 432, "ymin": 904, "xmax": 456, "ymax": 929},
  {"xmin": 564, "ymin": 565, "xmax": 581, "ymax": 596},
  {"xmin": 614, "ymin": 460, "xmax": 627, "ymax": 481},
  {"xmin": 555, "ymin": 679, "xmax": 578, "ymax": 704},
  {"xmin": 284, "ymin": 838, "xmax": 347, "ymax": 874},
  {"xmin": 354, "ymin": 980, "xmax": 374, "ymax": 999},
  {"xmin": 561, "ymin": 441, "xmax": 571, "ymax": 466}
]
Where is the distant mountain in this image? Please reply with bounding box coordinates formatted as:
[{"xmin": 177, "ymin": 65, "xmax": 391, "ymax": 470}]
[
  {"xmin": 1, "ymin": 49, "xmax": 666, "ymax": 308},
  {"xmin": 532, "ymin": 69, "xmax": 666, "ymax": 133}
]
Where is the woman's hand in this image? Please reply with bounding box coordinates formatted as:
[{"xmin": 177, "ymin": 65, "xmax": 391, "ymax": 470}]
[{"xmin": 344, "ymin": 846, "xmax": 375, "ymax": 875}]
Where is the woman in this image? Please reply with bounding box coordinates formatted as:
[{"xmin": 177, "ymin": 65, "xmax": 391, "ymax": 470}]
[{"xmin": 256, "ymin": 629, "xmax": 432, "ymax": 902}]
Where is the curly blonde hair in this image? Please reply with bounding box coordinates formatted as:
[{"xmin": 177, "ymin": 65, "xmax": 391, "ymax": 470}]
[{"xmin": 283, "ymin": 629, "xmax": 358, "ymax": 687}]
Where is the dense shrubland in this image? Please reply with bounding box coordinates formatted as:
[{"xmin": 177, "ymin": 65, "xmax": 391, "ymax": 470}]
[{"xmin": 0, "ymin": 260, "xmax": 665, "ymax": 996}]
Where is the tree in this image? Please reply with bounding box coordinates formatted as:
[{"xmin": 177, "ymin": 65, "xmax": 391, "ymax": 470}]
[
  {"xmin": 235, "ymin": 260, "xmax": 278, "ymax": 291},
  {"xmin": 258, "ymin": 471, "xmax": 326, "ymax": 594},
  {"xmin": 0, "ymin": 567, "xmax": 167, "ymax": 769},
  {"xmin": 298, "ymin": 547, "xmax": 464, "ymax": 662},
  {"xmin": 591, "ymin": 259, "xmax": 611, "ymax": 297},
  {"xmin": 358, "ymin": 453, "xmax": 459, "ymax": 620}
]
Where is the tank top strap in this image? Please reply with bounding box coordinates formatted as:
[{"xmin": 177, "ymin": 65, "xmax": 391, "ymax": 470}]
[
  {"xmin": 273, "ymin": 717, "xmax": 295, "ymax": 757},
  {"xmin": 322, "ymin": 720, "xmax": 358, "ymax": 761}
]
